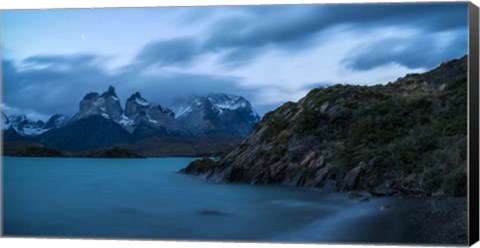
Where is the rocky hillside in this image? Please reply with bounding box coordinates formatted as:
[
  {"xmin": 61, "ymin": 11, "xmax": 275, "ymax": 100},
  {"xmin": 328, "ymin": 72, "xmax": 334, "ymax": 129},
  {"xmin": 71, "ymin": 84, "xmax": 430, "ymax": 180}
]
[{"xmin": 181, "ymin": 56, "xmax": 468, "ymax": 197}]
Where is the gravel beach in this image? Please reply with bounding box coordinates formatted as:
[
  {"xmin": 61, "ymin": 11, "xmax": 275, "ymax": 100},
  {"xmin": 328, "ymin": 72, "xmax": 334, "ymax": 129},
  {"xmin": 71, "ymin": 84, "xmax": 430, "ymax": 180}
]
[{"xmin": 402, "ymin": 197, "xmax": 468, "ymax": 245}]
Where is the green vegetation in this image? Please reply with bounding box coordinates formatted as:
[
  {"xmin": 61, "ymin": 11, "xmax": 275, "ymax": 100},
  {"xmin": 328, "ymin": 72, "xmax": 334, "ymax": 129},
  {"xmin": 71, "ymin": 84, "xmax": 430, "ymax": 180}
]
[
  {"xmin": 180, "ymin": 157, "xmax": 219, "ymax": 175},
  {"xmin": 289, "ymin": 70, "xmax": 466, "ymax": 195},
  {"xmin": 272, "ymin": 145, "xmax": 287, "ymax": 157},
  {"xmin": 443, "ymin": 172, "xmax": 467, "ymax": 196},
  {"xmin": 86, "ymin": 147, "xmax": 145, "ymax": 158},
  {"xmin": 296, "ymin": 108, "xmax": 319, "ymax": 135},
  {"xmin": 19, "ymin": 146, "xmax": 66, "ymax": 157},
  {"xmin": 194, "ymin": 158, "xmax": 218, "ymax": 168},
  {"xmin": 260, "ymin": 116, "xmax": 288, "ymax": 141},
  {"xmin": 278, "ymin": 129, "xmax": 292, "ymax": 143}
]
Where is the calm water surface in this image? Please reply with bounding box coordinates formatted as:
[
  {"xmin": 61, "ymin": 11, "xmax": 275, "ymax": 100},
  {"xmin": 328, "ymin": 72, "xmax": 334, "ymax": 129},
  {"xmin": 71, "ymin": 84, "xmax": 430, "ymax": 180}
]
[{"xmin": 3, "ymin": 157, "xmax": 416, "ymax": 243}]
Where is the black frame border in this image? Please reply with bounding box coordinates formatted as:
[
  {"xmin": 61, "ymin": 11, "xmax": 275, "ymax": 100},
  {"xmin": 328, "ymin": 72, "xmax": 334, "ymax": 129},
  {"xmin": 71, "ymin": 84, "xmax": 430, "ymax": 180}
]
[{"xmin": 469, "ymin": 1, "xmax": 479, "ymax": 246}]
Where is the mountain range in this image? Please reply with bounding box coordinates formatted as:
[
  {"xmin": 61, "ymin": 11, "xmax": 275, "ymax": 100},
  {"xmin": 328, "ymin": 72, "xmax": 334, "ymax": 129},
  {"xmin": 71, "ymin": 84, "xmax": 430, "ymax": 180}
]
[
  {"xmin": 2, "ymin": 87, "xmax": 260, "ymax": 155},
  {"xmin": 2, "ymin": 113, "xmax": 67, "ymax": 138}
]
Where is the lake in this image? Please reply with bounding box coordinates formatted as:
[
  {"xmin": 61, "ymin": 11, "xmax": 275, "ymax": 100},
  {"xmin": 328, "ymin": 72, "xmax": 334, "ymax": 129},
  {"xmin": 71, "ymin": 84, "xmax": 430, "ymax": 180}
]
[{"xmin": 3, "ymin": 157, "xmax": 419, "ymax": 243}]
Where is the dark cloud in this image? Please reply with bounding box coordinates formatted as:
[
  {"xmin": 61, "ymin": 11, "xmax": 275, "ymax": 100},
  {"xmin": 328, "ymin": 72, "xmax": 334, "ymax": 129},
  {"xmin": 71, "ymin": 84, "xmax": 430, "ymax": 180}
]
[
  {"xmin": 2, "ymin": 54, "xmax": 258, "ymax": 119},
  {"xmin": 2, "ymin": 3, "xmax": 469, "ymax": 119},
  {"xmin": 23, "ymin": 54, "xmax": 99, "ymax": 67},
  {"xmin": 132, "ymin": 3, "xmax": 467, "ymax": 69},
  {"xmin": 134, "ymin": 38, "xmax": 199, "ymax": 68},
  {"xmin": 218, "ymin": 47, "xmax": 264, "ymax": 68},
  {"xmin": 2, "ymin": 55, "xmax": 113, "ymax": 118},
  {"xmin": 343, "ymin": 29, "xmax": 468, "ymax": 71},
  {"xmin": 201, "ymin": 3, "xmax": 467, "ymax": 65},
  {"xmin": 116, "ymin": 66, "xmax": 255, "ymax": 107}
]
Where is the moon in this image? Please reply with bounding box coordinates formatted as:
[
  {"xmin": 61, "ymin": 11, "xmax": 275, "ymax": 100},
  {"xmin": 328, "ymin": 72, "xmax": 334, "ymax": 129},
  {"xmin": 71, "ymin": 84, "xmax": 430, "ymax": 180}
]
[{"xmin": 81, "ymin": 34, "xmax": 86, "ymax": 41}]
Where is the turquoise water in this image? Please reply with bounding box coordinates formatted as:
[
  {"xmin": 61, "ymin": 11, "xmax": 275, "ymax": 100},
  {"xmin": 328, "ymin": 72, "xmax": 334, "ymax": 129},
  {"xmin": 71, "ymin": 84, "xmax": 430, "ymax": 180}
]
[{"xmin": 3, "ymin": 157, "xmax": 411, "ymax": 243}]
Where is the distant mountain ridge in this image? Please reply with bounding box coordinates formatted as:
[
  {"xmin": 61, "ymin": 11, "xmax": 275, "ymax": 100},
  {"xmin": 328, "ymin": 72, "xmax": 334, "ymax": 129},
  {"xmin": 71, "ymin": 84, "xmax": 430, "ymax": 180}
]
[
  {"xmin": 2, "ymin": 112, "xmax": 67, "ymax": 138},
  {"xmin": 38, "ymin": 115, "xmax": 133, "ymax": 151},
  {"xmin": 2, "ymin": 87, "xmax": 260, "ymax": 154}
]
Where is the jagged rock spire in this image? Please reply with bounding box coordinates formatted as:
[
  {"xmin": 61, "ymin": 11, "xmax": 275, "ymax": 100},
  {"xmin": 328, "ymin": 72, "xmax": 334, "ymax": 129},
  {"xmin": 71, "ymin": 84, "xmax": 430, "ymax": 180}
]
[
  {"xmin": 127, "ymin": 92, "xmax": 143, "ymax": 101},
  {"xmin": 75, "ymin": 85, "xmax": 123, "ymax": 121},
  {"xmin": 101, "ymin": 85, "xmax": 118, "ymax": 99},
  {"xmin": 125, "ymin": 92, "xmax": 149, "ymax": 119}
]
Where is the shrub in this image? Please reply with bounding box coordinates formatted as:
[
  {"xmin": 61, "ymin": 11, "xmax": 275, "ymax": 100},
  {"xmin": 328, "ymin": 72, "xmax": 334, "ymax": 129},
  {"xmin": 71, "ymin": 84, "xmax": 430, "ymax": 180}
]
[
  {"xmin": 278, "ymin": 129, "xmax": 292, "ymax": 144},
  {"xmin": 296, "ymin": 108, "xmax": 319, "ymax": 135},
  {"xmin": 443, "ymin": 172, "xmax": 467, "ymax": 196},
  {"xmin": 272, "ymin": 146, "xmax": 287, "ymax": 157}
]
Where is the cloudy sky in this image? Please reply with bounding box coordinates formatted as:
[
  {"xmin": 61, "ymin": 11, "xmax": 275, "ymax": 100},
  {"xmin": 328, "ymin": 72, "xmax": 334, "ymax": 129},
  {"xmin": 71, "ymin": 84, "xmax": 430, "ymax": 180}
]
[{"xmin": 1, "ymin": 3, "xmax": 468, "ymax": 120}]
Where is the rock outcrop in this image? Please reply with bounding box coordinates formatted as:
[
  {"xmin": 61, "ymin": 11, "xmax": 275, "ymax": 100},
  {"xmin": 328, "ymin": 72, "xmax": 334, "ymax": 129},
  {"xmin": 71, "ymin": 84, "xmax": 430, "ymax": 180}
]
[
  {"xmin": 73, "ymin": 85, "xmax": 123, "ymax": 121},
  {"xmin": 125, "ymin": 92, "xmax": 150, "ymax": 119},
  {"xmin": 44, "ymin": 114, "xmax": 67, "ymax": 129}
]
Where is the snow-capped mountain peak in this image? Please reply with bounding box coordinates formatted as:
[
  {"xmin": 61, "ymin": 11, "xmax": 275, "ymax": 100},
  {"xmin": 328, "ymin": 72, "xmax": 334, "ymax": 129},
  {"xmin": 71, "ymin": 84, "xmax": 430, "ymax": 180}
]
[
  {"xmin": 207, "ymin": 93, "xmax": 253, "ymax": 114},
  {"xmin": 171, "ymin": 93, "xmax": 260, "ymax": 137},
  {"xmin": 3, "ymin": 87, "xmax": 260, "ymax": 140},
  {"xmin": 73, "ymin": 85, "xmax": 123, "ymax": 121},
  {"xmin": 2, "ymin": 112, "xmax": 66, "ymax": 137},
  {"xmin": 2, "ymin": 112, "xmax": 11, "ymax": 129},
  {"xmin": 175, "ymin": 106, "xmax": 193, "ymax": 118},
  {"xmin": 44, "ymin": 114, "xmax": 67, "ymax": 129},
  {"xmin": 125, "ymin": 92, "xmax": 150, "ymax": 119}
]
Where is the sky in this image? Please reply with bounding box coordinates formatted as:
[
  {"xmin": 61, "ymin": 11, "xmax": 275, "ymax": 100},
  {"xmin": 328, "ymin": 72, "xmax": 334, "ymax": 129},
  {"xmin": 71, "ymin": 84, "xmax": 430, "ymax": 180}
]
[{"xmin": 1, "ymin": 3, "xmax": 469, "ymax": 120}]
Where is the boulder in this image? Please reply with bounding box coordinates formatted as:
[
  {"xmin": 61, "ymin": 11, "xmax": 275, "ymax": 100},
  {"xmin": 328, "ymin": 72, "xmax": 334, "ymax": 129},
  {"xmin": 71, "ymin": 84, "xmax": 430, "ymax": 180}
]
[
  {"xmin": 371, "ymin": 180, "xmax": 399, "ymax": 196},
  {"xmin": 313, "ymin": 166, "xmax": 335, "ymax": 187},
  {"xmin": 348, "ymin": 191, "xmax": 371, "ymax": 202},
  {"xmin": 323, "ymin": 180, "xmax": 343, "ymax": 192},
  {"xmin": 227, "ymin": 167, "xmax": 247, "ymax": 182},
  {"xmin": 344, "ymin": 164, "xmax": 365, "ymax": 190},
  {"xmin": 300, "ymin": 151, "xmax": 316, "ymax": 167},
  {"xmin": 320, "ymin": 102, "xmax": 330, "ymax": 112}
]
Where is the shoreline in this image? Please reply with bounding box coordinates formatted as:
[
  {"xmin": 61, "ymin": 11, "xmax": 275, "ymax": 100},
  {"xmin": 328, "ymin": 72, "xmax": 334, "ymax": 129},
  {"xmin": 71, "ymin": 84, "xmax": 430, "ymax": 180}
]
[
  {"xmin": 269, "ymin": 196, "xmax": 467, "ymax": 245},
  {"xmin": 3, "ymin": 156, "xmax": 468, "ymax": 244}
]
